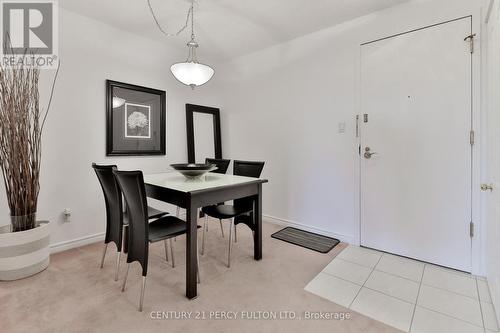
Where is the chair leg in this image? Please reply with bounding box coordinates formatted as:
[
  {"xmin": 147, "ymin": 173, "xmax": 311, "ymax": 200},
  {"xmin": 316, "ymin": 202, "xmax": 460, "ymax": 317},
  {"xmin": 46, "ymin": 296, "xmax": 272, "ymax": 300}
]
[
  {"xmin": 197, "ymin": 241, "xmax": 201, "ymax": 284},
  {"xmin": 227, "ymin": 219, "xmax": 233, "ymax": 268},
  {"xmin": 234, "ymin": 224, "xmax": 237, "ymax": 243},
  {"xmin": 139, "ymin": 276, "xmax": 146, "ymax": 312},
  {"xmin": 122, "ymin": 225, "xmax": 127, "ymax": 253},
  {"xmin": 121, "ymin": 263, "xmax": 130, "ymax": 292},
  {"xmin": 219, "ymin": 219, "xmax": 225, "ymax": 238},
  {"xmin": 202, "ymin": 215, "xmax": 208, "ymax": 255},
  {"xmin": 174, "ymin": 207, "xmax": 180, "ymax": 242},
  {"xmin": 200, "ymin": 208, "xmax": 208, "ymax": 232},
  {"xmin": 163, "ymin": 240, "xmax": 169, "ymax": 262},
  {"xmin": 114, "ymin": 251, "xmax": 121, "ymax": 281},
  {"xmin": 169, "ymin": 238, "xmax": 175, "ymax": 268},
  {"xmin": 100, "ymin": 243, "xmax": 108, "ymax": 268}
]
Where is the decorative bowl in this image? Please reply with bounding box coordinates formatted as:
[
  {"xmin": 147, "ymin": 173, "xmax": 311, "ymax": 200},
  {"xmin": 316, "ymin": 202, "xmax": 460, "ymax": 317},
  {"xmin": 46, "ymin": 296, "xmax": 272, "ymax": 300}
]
[{"xmin": 170, "ymin": 163, "xmax": 217, "ymax": 179}]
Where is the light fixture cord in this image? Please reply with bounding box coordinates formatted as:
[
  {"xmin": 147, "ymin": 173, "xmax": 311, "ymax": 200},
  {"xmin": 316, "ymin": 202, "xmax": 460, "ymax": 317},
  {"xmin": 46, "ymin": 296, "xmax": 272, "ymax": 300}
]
[
  {"xmin": 187, "ymin": 0, "xmax": 198, "ymax": 63},
  {"xmin": 147, "ymin": 0, "xmax": 193, "ymax": 37},
  {"xmin": 190, "ymin": 0, "xmax": 195, "ymax": 40}
]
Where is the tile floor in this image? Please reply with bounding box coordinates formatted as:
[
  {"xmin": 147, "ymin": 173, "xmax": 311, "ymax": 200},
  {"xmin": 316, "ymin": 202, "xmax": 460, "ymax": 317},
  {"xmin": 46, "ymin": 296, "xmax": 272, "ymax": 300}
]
[{"xmin": 305, "ymin": 245, "xmax": 499, "ymax": 333}]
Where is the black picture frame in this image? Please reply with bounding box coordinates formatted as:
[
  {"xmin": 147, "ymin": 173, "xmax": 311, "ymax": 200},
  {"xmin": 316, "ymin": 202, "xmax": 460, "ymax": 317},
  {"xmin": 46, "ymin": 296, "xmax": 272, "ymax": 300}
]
[
  {"xmin": 106, "ymin": 80, "xmax": 166, "ymax": 156},
  {"xmin": 186, "ymin": 104, "xmax": 222, "ymax": 163}
]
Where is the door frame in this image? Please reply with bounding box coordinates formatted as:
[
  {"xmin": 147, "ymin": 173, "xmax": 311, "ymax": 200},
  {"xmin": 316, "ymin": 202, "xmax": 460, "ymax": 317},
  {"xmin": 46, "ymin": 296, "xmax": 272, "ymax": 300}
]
[{"xmin": 353, "ymin": 16, "xmax": 483, "ymax": 275}]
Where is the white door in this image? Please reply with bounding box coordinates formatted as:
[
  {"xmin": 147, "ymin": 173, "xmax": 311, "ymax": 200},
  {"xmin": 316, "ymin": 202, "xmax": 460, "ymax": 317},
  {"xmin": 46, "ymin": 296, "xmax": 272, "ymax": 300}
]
[{"xmin": 360, "ymin": 18, "xmax": 473, "ymax": 272}]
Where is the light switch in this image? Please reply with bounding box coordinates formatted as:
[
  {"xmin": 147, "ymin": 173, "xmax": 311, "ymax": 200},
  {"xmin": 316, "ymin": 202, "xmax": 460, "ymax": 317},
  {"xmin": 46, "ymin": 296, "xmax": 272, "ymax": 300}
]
[{"xmin": 338, "ymin": 122, "xmax": 346, "ymax": 134}]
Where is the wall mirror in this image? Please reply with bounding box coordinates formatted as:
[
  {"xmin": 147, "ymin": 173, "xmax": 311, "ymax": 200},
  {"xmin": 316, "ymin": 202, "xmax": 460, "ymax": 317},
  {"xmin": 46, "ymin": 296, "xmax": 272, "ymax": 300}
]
[{"xmin": 186, "ymin": 104, "xmax": 222, "ymax": 163}]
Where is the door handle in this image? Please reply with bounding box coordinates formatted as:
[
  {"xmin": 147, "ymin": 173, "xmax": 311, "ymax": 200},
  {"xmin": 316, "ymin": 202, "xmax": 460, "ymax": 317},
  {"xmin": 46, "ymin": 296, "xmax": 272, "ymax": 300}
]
[
  {"xmin": 481, "ymin": 183, "xmax": 494, "ymax": 192},
  {"xmin": 364, "ymin": 147, "xmax": 377, "ymax": 159}
]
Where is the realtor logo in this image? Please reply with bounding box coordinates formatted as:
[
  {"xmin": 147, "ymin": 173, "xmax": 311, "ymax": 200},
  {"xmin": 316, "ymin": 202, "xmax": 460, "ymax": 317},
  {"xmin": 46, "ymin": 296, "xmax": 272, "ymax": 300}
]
[{"xmin": 1, "ymin": 0, "xmax": 58, "ymax": 68}]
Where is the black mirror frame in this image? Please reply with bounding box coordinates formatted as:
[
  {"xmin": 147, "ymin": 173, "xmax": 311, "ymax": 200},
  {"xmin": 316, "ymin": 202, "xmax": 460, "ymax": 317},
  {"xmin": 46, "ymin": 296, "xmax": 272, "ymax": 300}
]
[{"xmin": 186, "ymin": 104, "xmax": 222, "ymax": 163}]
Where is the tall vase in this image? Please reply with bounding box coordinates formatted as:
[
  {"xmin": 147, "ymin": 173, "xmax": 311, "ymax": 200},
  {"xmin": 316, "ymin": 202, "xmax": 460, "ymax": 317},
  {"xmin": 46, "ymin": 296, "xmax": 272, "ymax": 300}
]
[
  {"xmin": 10, "ymin": 213, "xmax": 38, "ymax": 232},
  {"xmin": 0, "ymin": 220, "xmax": 50, "ymax": 280}
]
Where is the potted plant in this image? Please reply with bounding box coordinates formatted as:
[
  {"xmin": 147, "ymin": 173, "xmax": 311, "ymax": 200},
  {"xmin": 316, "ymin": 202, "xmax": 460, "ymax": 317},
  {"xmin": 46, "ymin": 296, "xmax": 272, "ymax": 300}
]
[{"xmin": 0, "ymin": 55, "xmax": 59, "ymax": 281}]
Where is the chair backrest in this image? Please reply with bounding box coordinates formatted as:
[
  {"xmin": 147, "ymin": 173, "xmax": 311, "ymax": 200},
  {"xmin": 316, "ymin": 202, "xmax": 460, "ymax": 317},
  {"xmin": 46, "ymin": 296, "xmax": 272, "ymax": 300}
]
[
  {"xmin": 112, "ymin": 170, "xmax": 149, "ymax": 276},
  {"xmin": 92, "ymin": 163, "xmax": 123, "ymax": 249},
  {"xmin": 233, "ymin": 160, "xmax": 265, "ymax": 178},
  {"xmin": 205, "ymin": 158, "xmax": 231, "ymax": 174},
  {"xmin": 233, "ymin": 160, "xmax": 265, "ymax": 211}
]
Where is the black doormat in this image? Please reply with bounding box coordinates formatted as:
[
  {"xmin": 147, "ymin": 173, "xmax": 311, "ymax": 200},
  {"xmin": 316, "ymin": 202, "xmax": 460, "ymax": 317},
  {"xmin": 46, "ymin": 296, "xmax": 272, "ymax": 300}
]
[{"xmin": 271, "ymin": 227, "xmax": 340, "ymax": 253}]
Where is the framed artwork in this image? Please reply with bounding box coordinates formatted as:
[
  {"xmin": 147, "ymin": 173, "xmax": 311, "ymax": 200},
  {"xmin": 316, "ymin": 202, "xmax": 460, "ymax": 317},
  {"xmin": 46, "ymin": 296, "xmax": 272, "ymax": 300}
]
[{"xmin": 106, "ymin": 80, "xmax": 166, "ymax": 156}]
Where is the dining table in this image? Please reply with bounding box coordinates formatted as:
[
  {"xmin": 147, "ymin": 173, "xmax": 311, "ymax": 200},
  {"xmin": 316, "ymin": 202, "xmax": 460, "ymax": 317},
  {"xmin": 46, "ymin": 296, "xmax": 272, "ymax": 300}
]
[{"xmin": 143, "ymin": 171, "xmax": 268, "ymax": 300}]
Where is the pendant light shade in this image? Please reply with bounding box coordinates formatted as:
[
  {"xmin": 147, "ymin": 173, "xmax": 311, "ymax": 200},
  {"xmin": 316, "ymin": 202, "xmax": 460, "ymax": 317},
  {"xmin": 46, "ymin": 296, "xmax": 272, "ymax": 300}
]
[{"xmin": 170, "ymin": 61, "xmax": 214, "ymax": 88}]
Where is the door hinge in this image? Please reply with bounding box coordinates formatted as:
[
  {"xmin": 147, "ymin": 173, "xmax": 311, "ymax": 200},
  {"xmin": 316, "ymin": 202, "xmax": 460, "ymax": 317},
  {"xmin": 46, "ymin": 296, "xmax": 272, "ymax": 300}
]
[
  {"xmin": 470, "ymin": 130, "xmax": 475, "ymax": 146},
  {"xmin": 356, "ymin": 115, "xmax": 360, "ymax": 137},
  {"xmin": 470, "ymin": 221, "xmax": 475, "ymax": 238},
  {"xmin": 464, "ymin": 34, "xmax": 476, "ymax": 54}
]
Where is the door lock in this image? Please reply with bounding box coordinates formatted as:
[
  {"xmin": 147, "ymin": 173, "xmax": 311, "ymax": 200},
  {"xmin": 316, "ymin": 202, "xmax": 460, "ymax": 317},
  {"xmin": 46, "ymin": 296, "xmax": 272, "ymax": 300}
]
[
  {"xmin": 481, "ymin": 183, "xmax": 494, "ymax": 192},
  {"xmin": 364, "ymin": 147, "xmax": 377, "ymax": 159}
]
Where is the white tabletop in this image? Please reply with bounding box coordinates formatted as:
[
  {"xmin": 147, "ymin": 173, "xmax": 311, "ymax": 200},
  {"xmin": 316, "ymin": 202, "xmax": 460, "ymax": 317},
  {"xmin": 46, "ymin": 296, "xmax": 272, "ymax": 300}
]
[{"xmin": 144, "ymin": 171, "xmax": 265, "ymax": 193}]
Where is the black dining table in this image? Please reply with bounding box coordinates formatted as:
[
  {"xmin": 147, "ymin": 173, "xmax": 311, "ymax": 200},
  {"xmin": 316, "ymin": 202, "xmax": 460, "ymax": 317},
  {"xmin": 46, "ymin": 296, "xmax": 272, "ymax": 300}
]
[{"xmin": 144, "ymin": 171, "xmax": 268, "ymax": 299}]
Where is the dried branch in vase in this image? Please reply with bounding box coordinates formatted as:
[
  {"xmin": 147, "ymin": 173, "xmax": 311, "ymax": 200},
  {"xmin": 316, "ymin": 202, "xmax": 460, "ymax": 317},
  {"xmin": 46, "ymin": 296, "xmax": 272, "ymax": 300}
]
[{"xmin": 0, "ymin": 51, "xmax": 60, "ymax": 232}]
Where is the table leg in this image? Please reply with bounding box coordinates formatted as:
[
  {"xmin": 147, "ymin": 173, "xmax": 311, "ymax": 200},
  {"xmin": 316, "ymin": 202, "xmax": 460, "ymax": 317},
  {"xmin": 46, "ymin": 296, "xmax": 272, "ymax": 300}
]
[
  {"xmin": 186, "ymin": 200, "xmax": 198, "ymax": 299},
  {"xmin": 254, "ymin": 184, "xmax": 262, "ymax": 260}
]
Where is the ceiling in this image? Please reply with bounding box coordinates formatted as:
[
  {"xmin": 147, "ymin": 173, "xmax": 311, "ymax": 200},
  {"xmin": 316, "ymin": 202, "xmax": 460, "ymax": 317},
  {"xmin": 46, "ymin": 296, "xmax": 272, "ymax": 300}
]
[{"xmin": 60, "ymin": 0, "xmax": 409, "ymax": 63}]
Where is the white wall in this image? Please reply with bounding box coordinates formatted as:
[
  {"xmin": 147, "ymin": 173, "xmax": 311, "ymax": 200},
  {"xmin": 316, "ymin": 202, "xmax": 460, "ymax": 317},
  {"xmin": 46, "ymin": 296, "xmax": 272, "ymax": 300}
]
[
  {"xmin": 216, "ymin": 0, "xmax": 482, "ymax": 252},
  {"xmin": 482, "ymin": 0, "xmax": 500, "ymax": 320},
  {"xmin": 0, "ymin": 8, "xmax": 224, "ymax": 250}
]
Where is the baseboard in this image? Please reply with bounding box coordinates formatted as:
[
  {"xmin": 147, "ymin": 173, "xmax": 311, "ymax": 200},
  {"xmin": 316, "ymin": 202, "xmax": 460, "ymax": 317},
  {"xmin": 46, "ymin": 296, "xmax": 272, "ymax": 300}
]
[
  {"xmin": 48, "ymin": 215, "xmax": 354, "ymax": 253},
  {"xmin": 50, "ymin": 232, "xmax": 105, "ymax": 254},
  {"xmin": 263, "ymin": 214, "xmax": 355, "ymax": 244}
]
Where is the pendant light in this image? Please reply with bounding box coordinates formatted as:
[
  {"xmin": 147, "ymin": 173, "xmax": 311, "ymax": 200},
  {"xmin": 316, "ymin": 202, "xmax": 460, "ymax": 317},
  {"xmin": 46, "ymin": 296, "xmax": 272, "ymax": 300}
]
[
  {"xmin": 148, "ymin": 0, "xmax": 214, "ymax": 89},
  {"xmin": 170, "ymin": 40, "xmax": 215, "ymax": 89}
]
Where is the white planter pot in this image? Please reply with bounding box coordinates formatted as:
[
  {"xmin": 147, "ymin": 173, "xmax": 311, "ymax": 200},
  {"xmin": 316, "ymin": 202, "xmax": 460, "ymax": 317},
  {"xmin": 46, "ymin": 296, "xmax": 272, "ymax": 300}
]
[{"xmin": 0, "ymin": 221, "xmax": 50, "ymax": 281}]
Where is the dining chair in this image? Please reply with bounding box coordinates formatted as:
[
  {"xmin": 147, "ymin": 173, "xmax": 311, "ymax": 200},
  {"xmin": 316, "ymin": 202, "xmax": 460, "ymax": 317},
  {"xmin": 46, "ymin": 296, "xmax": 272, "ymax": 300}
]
[
  {"xmin": 201, "ymin": 160, "xmax": 265, "ymax": 267},
  {"xmin": 196, "ymin": 158, "xmax": 232, "ymax": 233},
  {"xmin": 175, "ymin": 159, "xmax": 232, "ymax": 224},
  {"xmin": 92, "ymin": 163, "xmax": 168, "ymax": 281},
  {"xmin": 205, "ymin": 158, "xmax": 231, "ymax": 174},
  {"xmin": 113, "ymin": 170, "xmax": 201, "ymax": 311}
]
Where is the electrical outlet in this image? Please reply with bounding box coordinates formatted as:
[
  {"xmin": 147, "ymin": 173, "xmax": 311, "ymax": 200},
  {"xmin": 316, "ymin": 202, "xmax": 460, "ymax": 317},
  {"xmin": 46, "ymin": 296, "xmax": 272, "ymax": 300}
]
[
  {"xmin": 63, "ymin": 208, "xmax": 71, "ymax": 223},
  {"xmin": 338, "ymin": 122, "xmax": 346, "ymax": 134}
]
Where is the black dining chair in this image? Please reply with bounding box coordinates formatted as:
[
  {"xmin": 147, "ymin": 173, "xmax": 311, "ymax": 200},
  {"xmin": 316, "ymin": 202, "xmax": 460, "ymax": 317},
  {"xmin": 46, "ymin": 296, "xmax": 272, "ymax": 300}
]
[
  {"xmin": 92, "ymin": 163, "xmax": 168, "ymax": 281},
  {"xmin": 201, "ymin": 160, "xmax": 265, "ymax": 267},
  {"xmin": 113, "ymin": 170, "xmax": 200, "ymax": 311},
  {"xmin": 205, "ymin": 158, "xmax": 231, "ymax": 174},
  {"xmin": 195, "ymin": 158, "xmax": 232, "ymax": 232},
  {"xmin": 176, "ymin": 158, "xmax": 231, "ymax": 221}
]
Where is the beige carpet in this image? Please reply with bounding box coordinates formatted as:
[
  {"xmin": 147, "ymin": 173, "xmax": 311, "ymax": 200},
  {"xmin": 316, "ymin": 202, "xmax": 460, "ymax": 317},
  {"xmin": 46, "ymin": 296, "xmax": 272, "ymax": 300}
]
[{"xmin": 0, "ymin": 219, "xmax": 401, "ymax": 333}]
